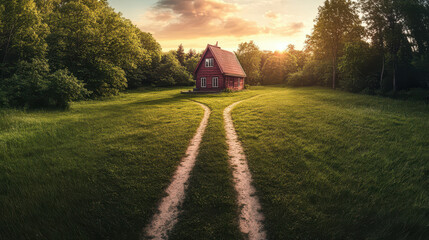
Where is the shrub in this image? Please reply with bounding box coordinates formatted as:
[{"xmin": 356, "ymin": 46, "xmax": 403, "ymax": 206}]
[
  {"xmin": 153, "ymin": 53, "xmax": 194, "ymax": 87},
  {"xmin": 47, "ymin": 69, "xmax": 88, "ymax": 109},
  {"xmin": 0, "ymin": 59, "xmax": 87, "ymax": 109},
  {"xmin": 287, "ymin": 71, "xmax": 304, "ymax": 87},
  {"xmin": 86, "ymin": 60, "xmax": 127, "ymax": 97},
  {"xmin": 1, "ymin": 59, "xmax": 50, "ymax": 108}
]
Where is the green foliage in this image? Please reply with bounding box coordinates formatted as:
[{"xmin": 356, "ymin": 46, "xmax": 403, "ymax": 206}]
[
  {"xmin": 153, "ymin": 52, "xmax": 194, "ymax": 87},
  {"xmin": 87, "ymin": 59, "xmax": 127, "ymax": 97},
  {"xmin": 307, "ymin": 0, "xmax": 363, "ymax": 89},
  {"xmin": 287, "ymin": 60, "xmax": 332, "ymax": 87},
  {"xmin": 47, "ymin": 69, "xmax": 88, "ymax": 108},
  {"xmin": 0, "ymin": 0, "xmax": 165, "ymax": 107},
  {"xmin": 282, "ymin": 52, "xmax": 299, "ymax": 78},
  {"xmin": 338, "ymin": 41, "xmax": 380, "ymax": 92},
  {"xmin": 0, "ymin": 0, "xmax": 49, "ymax": 68},
  {"xmin": 262, "ymin": 55, "xmax": 285, "ymax": 85},
  {"xmin": 236, "ymin": 41, "xmax": 262, "ymax": 85},
  {"xmin": 0, "ymin": 58, "xmax": 85, "ymax": 108},
  {"xmin": 184, "ymin": 55, "xmax": 199, "ymax": 75},
  {"xmin": 176, "ymin": 44, "xmax": 186, "ymax": 66}
]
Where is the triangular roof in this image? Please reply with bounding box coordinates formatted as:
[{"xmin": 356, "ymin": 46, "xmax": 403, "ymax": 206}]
[{"xmin": 194, "ymin": 44, "xmax": 246, "ymax": 78}]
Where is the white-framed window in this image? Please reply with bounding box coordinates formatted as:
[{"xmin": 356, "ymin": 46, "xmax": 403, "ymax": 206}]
[
  {"xmin": 205, "ymin": 58, "xmax": 214, "ymax": 67},
  {"xmin": 201, "ymin": 77, "xmax": 206, "ymax": 88},
  {"xmin": 212, "ymin": 77, "xmax": 218, "ymax": 88}
]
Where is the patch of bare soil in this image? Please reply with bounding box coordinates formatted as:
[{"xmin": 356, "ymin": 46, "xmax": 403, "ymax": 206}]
[
  {"xmin": 224, "ymin": 101, "xmax": 267, "ymax": 240},
  {"xmin": 143, "ymin": 102, "xmax": 210, "ymax": 240}
]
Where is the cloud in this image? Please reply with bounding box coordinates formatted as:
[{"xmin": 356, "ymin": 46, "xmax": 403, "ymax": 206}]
[
  {"xmin": 265, "ymin": 10, "xmax": 279, "ymax": 20},
  {"xmin": 272, "ymin": 22, "xmax": 304, "ymax": 36},
  {"xmin": 140, "ymin": 0, "xmax": 304, "ymax": 40}
]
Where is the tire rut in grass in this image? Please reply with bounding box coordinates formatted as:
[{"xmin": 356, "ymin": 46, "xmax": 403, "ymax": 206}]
[
  {"xmin": 143, "ymin": 102, "xmax": 210, "ymax": 239},
  {"xmin": 224, "ymin": 100, "xmax": 267, "ymax": 240}
]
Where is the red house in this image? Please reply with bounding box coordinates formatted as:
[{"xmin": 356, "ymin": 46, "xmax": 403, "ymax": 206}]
[{"xmin": 193, "ymin": 43, "xmax": 246, "ymax": 92}]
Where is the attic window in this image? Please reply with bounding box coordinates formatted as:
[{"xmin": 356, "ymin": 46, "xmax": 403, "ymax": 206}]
[{"xmin": 205, "ymin": 58, "xmax": 214, "ymax": 67}]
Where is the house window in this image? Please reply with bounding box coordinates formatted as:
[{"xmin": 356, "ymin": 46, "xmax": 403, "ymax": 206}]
[
  {"xmin": 201, "ymin": 77, "xmax": 206, "ymax": 88},
  {"xmin": 212, "ymin": 77, "xmax": 218, "ymax": 88},
  {"xmin": 205, "ymin": 58, "xmax": 214, "ymax": 67},
  {"xmin": 238, "ymin": 79, "xmax": 241, "ymax": 87}
]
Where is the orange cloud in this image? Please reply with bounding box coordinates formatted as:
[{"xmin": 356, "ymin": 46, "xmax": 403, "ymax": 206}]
[
  {"xmin": 140, "ymin": 0, "xmax": 304, "ymax": 40},
  {"xmin": 272, "ymin": 22, "xmax": 304, "ymax": 36},
  {"xmin": 265, "ymin": 10, "xmax": 279, "ymax": 20}
]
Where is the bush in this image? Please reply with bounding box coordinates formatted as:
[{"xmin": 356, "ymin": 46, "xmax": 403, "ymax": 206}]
[
  {"xmin": 86, "ymin": 60, "xmax": 127, "ymax": 97},
  {"xmin": 1, "ymin": 59, "xmax": 50, "ymax": 108},
  {"xmin": 0, "ymin": 59, "xmax": 87, "ymax": 109},
  {"xmin": 47, "ymin": 69, "xmax": 88, "ymax": 109},
  {"xmin": 287, "ymin": 71, "xmax": 304, "ymax": 86},
  {"xmin": 153, "ymin": 53, "xmax": 194, "ymax": 87}
]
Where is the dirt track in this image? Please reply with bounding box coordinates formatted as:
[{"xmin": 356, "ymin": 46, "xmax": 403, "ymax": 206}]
[
  {"xmin": 224, "ymin": 101, "xmax": 267, "ymax": 240},
  {"xmin": 143, "ymin": 102, "xmax": 210, "ymax": 240}
]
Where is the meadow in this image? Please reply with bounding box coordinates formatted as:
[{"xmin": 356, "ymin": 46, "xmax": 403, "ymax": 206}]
[
  {"xmin": 1, "ymin": 86, "xmax": 428, "ymax": 239},
  {"xmin": 0, "ymin": 88, "xmax": 203, "ymax": 239},
  {"xmin": 234, "ymin": 87, "xmax": 429, "ymax": 239}
]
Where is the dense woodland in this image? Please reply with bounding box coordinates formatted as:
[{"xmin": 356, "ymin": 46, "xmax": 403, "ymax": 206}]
[
  {"xmin": 0, "ymin": 0, "xmax": 194, "ymax": 109},
  {"xmin": 1, "ymin": 0, "xmax": 428, "ymax": 109},
  {"xmin": 237, "ymin": 0, "xmax": 429, "ymax": 94}
]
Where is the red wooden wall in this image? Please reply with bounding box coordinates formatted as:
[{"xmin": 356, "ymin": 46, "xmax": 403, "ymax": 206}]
[{"xmin": 195, "ymin": 50, "xmax": 225, "ymax": 91}]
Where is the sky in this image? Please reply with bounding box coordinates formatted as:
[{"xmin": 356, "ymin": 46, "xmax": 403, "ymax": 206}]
[{"xmin": 107, "ymin": 0, "xmax": 325, "ymax": 52}]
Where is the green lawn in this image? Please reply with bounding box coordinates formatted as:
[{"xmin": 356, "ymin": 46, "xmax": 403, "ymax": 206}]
[
  {"xmin": 1, "ymin": 86, "xmax": 428, "ymax": 239},
  {"xmin": 0, "ymin": 88, "xmax": 203, "ymax": 239},
  {"xmin": 233, "ymin": 87, "xmax": 429, "ymax": 239}
]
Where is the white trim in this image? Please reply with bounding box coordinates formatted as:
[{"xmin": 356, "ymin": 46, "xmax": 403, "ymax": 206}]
[
  {"xmin": 205, "ymin": 58, "xmax": 214, "ymax": 67},
  {"xmin": 212, "ymin": 77, "xmax": 218, "ymax": 88},
  {"xmin": 201, "ymin": 77, "xmax": 206, "ymax": 88}
]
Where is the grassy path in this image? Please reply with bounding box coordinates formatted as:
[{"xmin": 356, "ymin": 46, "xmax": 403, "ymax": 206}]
[
  {"xmin": 144, "ymin": 102, "xmax": 210, "ymax": 239},
  {"xmin": 169, "ymin": 91, "xmax": 259, "ymax": 240},
  {"xmin": 224, "ymin": 100, "xmax": 266, "ymax": 239}
]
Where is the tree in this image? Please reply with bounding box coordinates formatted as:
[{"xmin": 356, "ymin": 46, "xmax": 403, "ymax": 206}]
[
  {"xmin": 282, "ymin": 52, "xmax": 298, "ymax": 79},
  {"xmin": 236, "ymin": 41, "xmax": 262, "ymax": 85},
  {"xmin": 262, "ymin": 55, "xmax": 284, "ymax": 85},
  {"xmin": 186, "ymin": 49, "xmax": 197, "ymax": 60},
  {"xmin": 307, "ymin": 0, "xmax": 363, "ymax": 89},
  {"xmin": 153, "ymin": 52, "xmax": 193, "ymax": 87},
  {"xmin": 0, "ymin": 0, "xmax": 49, "ymax": 75},
  {"xmin": 338, "ymin": 41, "xmax": 380, "ymax": 92},
  {"xmin": 360, "ymin": 0, "xmax": 412, "ymax": 91},
  {"xmin": 287, "ymin": 44, "xmax": 308, "ymax": 70},
  {"xmin": 176, "ymin": 44, "xmax": 185, "ymax": 66}
]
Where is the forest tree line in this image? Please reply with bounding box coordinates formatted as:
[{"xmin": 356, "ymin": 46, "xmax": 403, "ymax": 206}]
[
  {"xmin": 0, "ymin": 0, "xmax": 194, "ymax": 109},
  {"xmin": 236, "ymin": 0, "xmax": 429, "ymax": 94},
  {"xmin": 1, "ymin": 0, "xmax": 428, "ymax": 109}
]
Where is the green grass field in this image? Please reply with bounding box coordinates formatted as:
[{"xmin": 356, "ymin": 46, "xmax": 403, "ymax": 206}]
[
  {"xmin": 0, "ymin": 88, "xmax": 204, "ymax": 239},
  {"xmin": 1, "ymin": 86, "xmax": 428, "ymax": 239},
  {"xmin": 234, "ymin": 87, "xmax": 429, "ymax": 239}
]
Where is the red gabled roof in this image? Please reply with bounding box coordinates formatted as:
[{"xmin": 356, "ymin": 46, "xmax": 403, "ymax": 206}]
[{"xmin": 194, "ymin": 44, "xmax": 246, "ymax": 78}]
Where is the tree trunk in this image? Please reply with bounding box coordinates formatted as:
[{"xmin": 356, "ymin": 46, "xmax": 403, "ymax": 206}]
[
  {"xmin": 392, "ymin": 62, "xmax": 396, "ymax": 92},
  {"xmin": 332, "ymin": 56, "xmax": 336, "ymax": 90},
  {"xmin": 380, "ymin": 54, "xmax": 385, "ymax": 90},
  {"xmin": 2, "ymin": 24, "xmax": 16, "ymax": 65}
]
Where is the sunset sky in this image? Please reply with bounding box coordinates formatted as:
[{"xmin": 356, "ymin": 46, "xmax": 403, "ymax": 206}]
[{"xmin": 107, "ymin": 0, "xmax": 325, "ymax": 52}]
